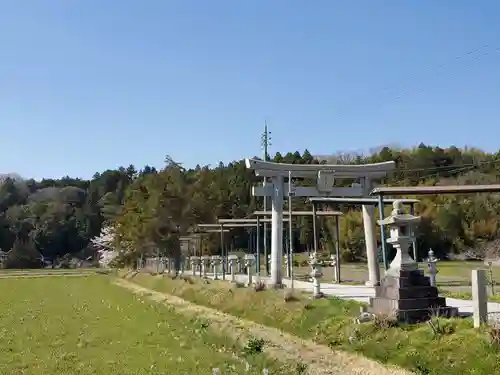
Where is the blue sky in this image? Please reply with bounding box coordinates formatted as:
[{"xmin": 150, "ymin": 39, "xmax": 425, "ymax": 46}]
[{"xmin": 1, "ymin": 1, "xmax": 500, "ymax": 180}]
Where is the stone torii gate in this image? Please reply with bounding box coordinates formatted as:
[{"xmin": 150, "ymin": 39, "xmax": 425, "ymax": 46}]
[{"xmin": 245, "ymin": 157, "xmax": 396, "ymax": 287}]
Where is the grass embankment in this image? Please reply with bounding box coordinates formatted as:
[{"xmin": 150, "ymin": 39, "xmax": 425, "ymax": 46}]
[
  {"xmin": 0, "ymin": 275, "xmax": 290, "ymax": 374},
  {"xmin": 125, "ymin": 271, "xmax": 500, "ymax": 375}
]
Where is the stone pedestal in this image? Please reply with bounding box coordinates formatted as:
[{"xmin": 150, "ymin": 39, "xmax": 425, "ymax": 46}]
[{"xmin": 370, "ymin": 269, "xmax": 457, "ymax": 322}]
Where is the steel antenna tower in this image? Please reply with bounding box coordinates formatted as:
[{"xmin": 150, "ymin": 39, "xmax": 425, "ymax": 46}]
[{"xmin": 261, "ymin": 121, "xmax": 272, "ymax": 275}]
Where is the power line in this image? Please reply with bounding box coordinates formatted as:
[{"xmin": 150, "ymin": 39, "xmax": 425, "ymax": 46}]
[{"xmin": 333, "ymin": 41, "xmax": 500, "ymax": 117}]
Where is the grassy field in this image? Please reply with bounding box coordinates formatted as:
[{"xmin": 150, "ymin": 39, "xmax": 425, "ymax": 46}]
[
  {"xmin": 126, "ymin": 271, "xmax": 500, "ymax": 375},
  {"xmin": 0, "ymin": 275, "xmax": 290, "ymax": 375}
]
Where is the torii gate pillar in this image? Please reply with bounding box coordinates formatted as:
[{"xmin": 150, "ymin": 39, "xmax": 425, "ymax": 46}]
[{"xmin": 270, "ymin": 175, "xmax": 284, "ymax": 285}]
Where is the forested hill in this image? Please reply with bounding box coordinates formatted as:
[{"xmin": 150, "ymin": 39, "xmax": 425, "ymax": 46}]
[{"xmin": 1, "ymin": 143, "xmax": 500, "ymax": 268}]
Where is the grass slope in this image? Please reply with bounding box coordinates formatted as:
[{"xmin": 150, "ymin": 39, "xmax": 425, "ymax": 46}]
[
  {"xmin": 0, "ymin": 275, "xmax": 290, "ymax": 375},
  {"xmin": 126, "ymin": 272, "xmax": 500, "ymax": 375}
]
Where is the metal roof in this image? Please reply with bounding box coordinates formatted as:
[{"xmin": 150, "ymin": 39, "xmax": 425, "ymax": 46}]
[
  {"xmin": 217, "ymin": 218, "xmax": 288, "ymax": 224},
  {"xmin": 370, "ymin": 184, "xmax": 500, "ymax": 196},
  {"xmin": 252, "ymin": 210, "xmax": 343, "ymax": 216},
  {"xmin": 195, "ymin": 228, "xmax": 231, "ymax": 233},
  {"xmin": 308, "ymin": 197, "xmax": 419, "ymax": 205}
]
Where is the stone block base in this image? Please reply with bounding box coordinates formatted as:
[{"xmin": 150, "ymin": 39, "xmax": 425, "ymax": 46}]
[{"xmin": 369, "ymin": 269, "xmax": 458, "ymax": 323}]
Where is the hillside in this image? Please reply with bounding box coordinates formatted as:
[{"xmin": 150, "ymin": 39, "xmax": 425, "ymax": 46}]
[{"xmin": 1, "ymin": 143, "xmax": 500, "ymax": 268}]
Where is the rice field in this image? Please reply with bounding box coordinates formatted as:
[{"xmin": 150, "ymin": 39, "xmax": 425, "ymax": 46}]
[{"xmin": 0, "ymin": 275, "xmax": 289, "ymax": 375}]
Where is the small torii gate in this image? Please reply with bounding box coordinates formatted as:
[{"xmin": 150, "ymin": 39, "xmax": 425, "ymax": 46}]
[
  {"xmin": 308, "ymin": 197, "xmax": 419, "ymax": 286},
  {"xmin": 245, "ymin": 157, "xmax": 395, "ymax": 287},
  {"xmin": 198, "ymin": 218, "xmax": 289, "ymax": 280},
  {"xmin": 252, "ymin": 210, "xmax": 343, "ymax": 281}
]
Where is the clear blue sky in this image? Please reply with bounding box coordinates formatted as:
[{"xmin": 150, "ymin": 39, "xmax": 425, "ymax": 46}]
[{"xmin": 1, "ymin": 1, "xmax": 500, "ymax": 180}]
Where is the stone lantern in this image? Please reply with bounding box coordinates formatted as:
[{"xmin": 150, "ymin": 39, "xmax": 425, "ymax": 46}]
[
  {"xmin": 369, "ymin": 200, "xmax": 457, "ymax": 322},
  {"xmin": 190, "ymin": 256, "xmax": 200, "ymax": 276},
  {"xmin": 309, "ymin": 253, "xmax": 323, "ymax": 298},
  {"xmin": 201, "ymin": 255, "xmax": 211, "ymax": 279},
  {"xmin": 227, "ymin": 254, "xmax": 239, "ymax": 283},
  {"xmin": 211, "ymin": 255, "xmax": 222, "ymax": 280},
  {"xmin": 244, "ymin": 254, "xmax": 255, "ymax": 286}
]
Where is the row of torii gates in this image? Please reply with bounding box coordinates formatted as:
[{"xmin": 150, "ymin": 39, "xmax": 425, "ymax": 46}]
[
  {"xmin": 184, "ymin": 157, "xmax": 500, "ymax": 288},
  {"xmin": 184, "ymin": 158, "xmax": 404, "ymax": 288}
]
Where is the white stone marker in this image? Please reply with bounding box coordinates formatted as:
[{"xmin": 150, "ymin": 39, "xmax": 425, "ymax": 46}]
[
  {"xmin": 472, "ymin": 269, "xmax": 488, "ymax": 328},
  {"xmin": 228, "ymin": 254, "xmax": 239, "ymax": 283},
  {"xmin": 426, "ymin": 249, "xmax": 438, "ymax": 287},
  {"xmin": 362, "ymin": 204, "xmax": 380, "ymax": 286},
  {"xmin": 244, "ymin": 254, "xmax": 256, "ymax": 286},
  {"xmin": 309, "ymin": 253, "xmax": 323, "ymax": 298},
  {"xmin": 201, "ymin": 255, "xmax": 210, "ymax": 279},
  {"xmin": 211, "ymin": 255, "xmax": 221, "ymax": 280}
]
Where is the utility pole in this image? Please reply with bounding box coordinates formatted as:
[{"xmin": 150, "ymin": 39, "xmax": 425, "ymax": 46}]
[{"xmin": 261, "ymin": 121, "xmax": 271, "ymax": 275}]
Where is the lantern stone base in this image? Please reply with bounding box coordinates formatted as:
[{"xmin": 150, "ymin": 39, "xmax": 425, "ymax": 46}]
[{"xmin": 369, "ymin": 269, "xmax": 458, "ymax": 323}]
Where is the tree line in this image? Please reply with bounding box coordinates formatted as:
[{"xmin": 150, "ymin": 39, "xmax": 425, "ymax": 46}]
[{"xmin": 1, "ymin": 143, "xmax": 500, "ymax": 268}]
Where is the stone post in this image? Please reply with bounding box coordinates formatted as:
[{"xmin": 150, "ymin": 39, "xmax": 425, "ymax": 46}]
[
  {"xmin": 244, "ymin": 254, "xmax": 256, "ymax": 286},
  {"xmin": 185, "ymin": 256, "xmax": 191, "ymax": 270},
  {"xmin": 472, "ymin": 269, "xmax": 488, "ymax": 328},
  {"xmin": 228, "ymin": 255, "xmax": 239, "ymax": 283},
  {"xmin": 211, "ymin": 255, "xmax": 221, "ymax": 280},
  {"xmin": 159, "ymin": 257, "xmax": 165, "ymax": 274},
  {"xmin": 362, "ymin": 204, "xmax": 380, "ymax": 286},
  {"xmin": 426, "ymin": 249, "xmax": 438, "ymax": 287},
  {"xmin": 201, "ymin": 255, "xmax": 210, "ymax": 279},
  {"xmin": 179, "ymin": 257, "xmax": 185, "ymax": 276},
  {"xmin": 284, "ymin": 255, "xmax": 290, "ymax": 278},
  {"xmin": 330, "ymin": 254, "xmax": 337, "ymax": 283},
  {"xmin": 270, "ymin": 175, "xmax": 284, "ymax": 287},
  {"xmin": 238, "ymin": 258, "xmax": 245, "ymax": 273},
  {"xmin": 309, "ymin": 253, "xmax": 323, "ymax": 298},
  {"xmin": 190, "ymin": 256, "xmax": 200, "ymax": 276},
  {"xmin": 166, "ymin": 258, "xmax": 171, "ymax": 274}
]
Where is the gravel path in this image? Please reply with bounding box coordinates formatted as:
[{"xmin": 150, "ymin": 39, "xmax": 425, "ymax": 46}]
[{"xmin": 114, "ymin": 278, "xmax": 414, "ymax": 375}]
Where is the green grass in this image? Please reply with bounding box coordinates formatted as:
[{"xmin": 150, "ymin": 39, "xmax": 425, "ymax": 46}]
[
  {"xmin": 0, "ymin": 275, "xmax": 291, "ymax": 375},
  {"xmin": 126, "ymin": 271, "xmax": 500, "ymax": 375},
  {"xmin": 440, "ymin": 289, "xmax": 500, "ymax": 303}
]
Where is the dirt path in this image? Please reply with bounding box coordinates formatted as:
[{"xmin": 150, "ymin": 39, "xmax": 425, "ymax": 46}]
[
  {"xmin": 114, "ymin": 278, "xmax": 413, "ymax": 375},
  {"xmin": 0, "ymin": 273, "xmax": 97, "ymax": 279}
]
